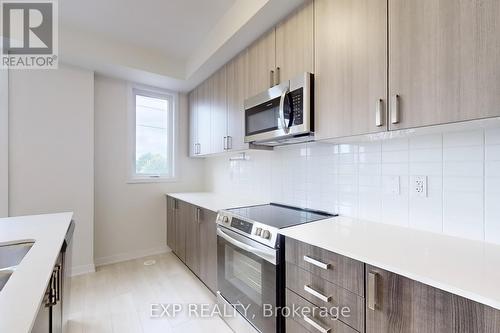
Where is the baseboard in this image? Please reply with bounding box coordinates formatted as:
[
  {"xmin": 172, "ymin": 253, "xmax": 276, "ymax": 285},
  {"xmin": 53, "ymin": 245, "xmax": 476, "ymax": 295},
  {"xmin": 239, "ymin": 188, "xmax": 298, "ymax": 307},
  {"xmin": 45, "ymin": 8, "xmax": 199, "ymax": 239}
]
[
  {"xmin": 94, "ymin": 245, "xmax": 170, "ymax": 267},
  {"xmin": 70, "ymin": 263, "xmax": 96, "ymax": 277}
]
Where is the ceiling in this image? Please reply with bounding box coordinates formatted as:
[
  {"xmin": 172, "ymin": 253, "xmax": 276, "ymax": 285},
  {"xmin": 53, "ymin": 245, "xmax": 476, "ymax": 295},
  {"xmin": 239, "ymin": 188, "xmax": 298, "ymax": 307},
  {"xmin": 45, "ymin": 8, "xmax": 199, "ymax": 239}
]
[
  {"xmin": 58, "ymin": 0, "xmax": 305, "ymax": 91},
  {"xmin": 59, "ymin": 0, "xmax": 236, "ymax": 61}
]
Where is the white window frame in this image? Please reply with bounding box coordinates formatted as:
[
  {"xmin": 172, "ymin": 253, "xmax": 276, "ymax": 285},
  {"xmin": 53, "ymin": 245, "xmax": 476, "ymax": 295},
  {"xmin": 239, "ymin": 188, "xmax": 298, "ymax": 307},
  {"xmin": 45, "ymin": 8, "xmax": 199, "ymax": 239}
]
[{"xmin": 127, "ymin": 83, "xmax": 178, "ymax": 183}]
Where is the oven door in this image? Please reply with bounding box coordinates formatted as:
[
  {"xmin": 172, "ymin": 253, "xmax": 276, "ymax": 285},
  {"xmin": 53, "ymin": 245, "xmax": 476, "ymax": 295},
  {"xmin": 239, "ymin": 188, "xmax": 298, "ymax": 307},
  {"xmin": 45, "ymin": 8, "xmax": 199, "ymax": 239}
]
[{"xmin": 217, "ymin": 227, "xmax": 278, "ymax": 333}]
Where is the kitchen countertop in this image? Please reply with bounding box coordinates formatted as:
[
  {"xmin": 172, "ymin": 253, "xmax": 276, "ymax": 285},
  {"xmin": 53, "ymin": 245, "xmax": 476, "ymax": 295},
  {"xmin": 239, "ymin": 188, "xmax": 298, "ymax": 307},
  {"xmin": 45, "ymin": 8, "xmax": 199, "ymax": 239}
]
[
  {"xmin": 0, "ymin": 212, "xmax": 73, "ymax": 333},
  {"xmin": 279, "ymin": 216, "xmax": 500, "ymax": 311},
  {"xmin": 166, "ymin": 192, "xmax": 268, "ymax": 212}
]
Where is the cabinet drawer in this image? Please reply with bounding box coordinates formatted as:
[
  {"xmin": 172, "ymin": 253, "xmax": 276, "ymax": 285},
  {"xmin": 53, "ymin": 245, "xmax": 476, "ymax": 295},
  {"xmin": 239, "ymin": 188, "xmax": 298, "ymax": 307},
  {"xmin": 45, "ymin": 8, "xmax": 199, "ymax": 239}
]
[
  {"xmin": 285, "ymin": 237, "xmax": 364, "ymax": 296},
  {"xmin": 286, "ymin": 289, "xmax": 358, "ymax": 333},
  {"xmin": 286, "ymin": 263, "xmax": 364, "ymax": 332}
]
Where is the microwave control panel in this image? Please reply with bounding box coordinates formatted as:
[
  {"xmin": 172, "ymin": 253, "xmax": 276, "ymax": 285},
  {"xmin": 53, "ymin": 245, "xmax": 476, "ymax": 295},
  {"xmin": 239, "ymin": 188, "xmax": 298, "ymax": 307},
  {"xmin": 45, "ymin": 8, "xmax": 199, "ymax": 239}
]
[{"xmin": 288, "ymin": 88, "xmax": 303, "ymax": 125}]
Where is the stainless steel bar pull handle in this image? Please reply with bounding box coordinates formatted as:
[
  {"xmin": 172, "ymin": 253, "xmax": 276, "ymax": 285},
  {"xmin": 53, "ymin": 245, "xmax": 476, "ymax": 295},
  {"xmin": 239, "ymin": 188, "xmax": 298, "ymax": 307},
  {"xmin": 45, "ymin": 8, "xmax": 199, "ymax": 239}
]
[
  {"xmin": 276, "ymin": 67, "xmax": 281, "ymax": 84},
  {"xmin": 368, "ymin": 271, "xmax": 378, "ymax": 310},
  {"xmin": 303, "ymin": 255, "xmax": 331, "ymax": 270},
  {"xmin": 304, "ymin": 285, "xmax": 331, "ymax": 302},
  {"xmin": 228, "ymin": 136, "xmax": 232, "ymax": 150},
  {"xmin": 391, "ymin": 94, "xmax": 400, "ymax": 124},
  {"xmin": 270, "ymin": 70, "xmax": 275, "ymax": 88},
  {"xmin": 196, "ymin": 208, "xmax": 201, "ymax": 223},
  {"xmin": 303, "ymin": 315, "xmax": 331, "ymax": 333},
  {"xmin": 223, "ymin": 137, "xmax": 227, "ymax": 150},
  {"xmin": 376, "ymin": 99, "xmax": 384, "ymax": 127}
]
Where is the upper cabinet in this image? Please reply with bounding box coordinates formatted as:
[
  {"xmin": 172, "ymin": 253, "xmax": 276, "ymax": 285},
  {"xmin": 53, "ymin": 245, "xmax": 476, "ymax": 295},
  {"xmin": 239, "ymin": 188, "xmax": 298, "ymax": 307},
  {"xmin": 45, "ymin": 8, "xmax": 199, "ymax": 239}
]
[
  {"xmin": 389, "ymin": 0, "xmax": 500, "ymax": 130},
  {"xmin": 209, "ymin": 67, "xmax": 227, "ymax": 154},
  {"xmin": 275, "ymin": 0, "xmax": 314, "ymax": 85},
  {"xmin": 246, "ymin": 29, "xmax": 276, "ymax": 98},
  {"xmin": 314, "ymin": 0, "xmax": 388, "ymax": 140},
  {"xmin": 188, "ymin": 90, "xmax": 198, "ymax": 157},
  {"xmin": 196, "ymin": 79, "xmax": 212, "ymax": 155},
  {"xmin": 226, "ymin": 50, "xmax": 249, "ymax": 152}
]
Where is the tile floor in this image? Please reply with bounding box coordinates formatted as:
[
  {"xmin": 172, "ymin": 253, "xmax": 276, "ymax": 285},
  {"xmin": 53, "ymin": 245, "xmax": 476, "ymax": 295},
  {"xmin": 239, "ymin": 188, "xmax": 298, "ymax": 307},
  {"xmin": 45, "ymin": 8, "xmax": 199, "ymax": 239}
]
[{"xmin": 66, "ymin": 252, "xmax": 232, "ymax": 333}]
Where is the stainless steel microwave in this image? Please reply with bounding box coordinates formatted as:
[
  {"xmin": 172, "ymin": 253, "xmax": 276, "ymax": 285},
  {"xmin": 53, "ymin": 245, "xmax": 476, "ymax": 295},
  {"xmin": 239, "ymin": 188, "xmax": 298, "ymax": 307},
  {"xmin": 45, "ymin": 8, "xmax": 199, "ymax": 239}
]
[{"xmin": 244, "ymin": 72, "xmax": 314, "ymax": 146}]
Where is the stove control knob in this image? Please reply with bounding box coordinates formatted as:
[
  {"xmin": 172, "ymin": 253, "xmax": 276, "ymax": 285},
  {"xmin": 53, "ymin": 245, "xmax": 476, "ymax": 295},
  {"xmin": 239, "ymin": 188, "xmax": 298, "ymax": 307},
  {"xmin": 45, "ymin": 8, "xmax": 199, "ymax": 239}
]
[
  {"xmin": 261, "ymin": 230, "xmax": 271, "ymax": 240},
  {"xmin": 255, "ymin": 228, "xmax": 262, "ymax": 236},
  {"xmin": 222, "ymin": 216, "xmax": 229, "ymax": 224}
]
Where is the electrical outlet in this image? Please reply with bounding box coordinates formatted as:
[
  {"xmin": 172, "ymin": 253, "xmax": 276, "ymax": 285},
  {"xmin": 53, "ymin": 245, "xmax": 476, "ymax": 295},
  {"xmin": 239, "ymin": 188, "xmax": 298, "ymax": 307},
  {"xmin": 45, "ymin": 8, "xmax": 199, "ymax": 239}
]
[{"xmin": 413, "ymin": 176, "xmax": 427, "ymax": 197}]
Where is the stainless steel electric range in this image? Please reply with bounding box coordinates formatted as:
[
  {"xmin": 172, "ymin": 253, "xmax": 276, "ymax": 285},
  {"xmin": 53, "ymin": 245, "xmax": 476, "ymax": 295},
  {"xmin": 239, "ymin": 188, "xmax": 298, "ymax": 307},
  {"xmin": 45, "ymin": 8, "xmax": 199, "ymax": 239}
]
[{"xmin": 216, "ymin": 203, "xmax": 335, "ymax": 333}]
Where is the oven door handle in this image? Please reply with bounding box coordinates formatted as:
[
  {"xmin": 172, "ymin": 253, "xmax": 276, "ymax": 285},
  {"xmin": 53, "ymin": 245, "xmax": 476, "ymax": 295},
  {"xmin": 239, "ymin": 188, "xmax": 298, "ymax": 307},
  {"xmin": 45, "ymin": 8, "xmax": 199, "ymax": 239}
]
[
  {"xmin": 279, "ymin": 87, "xmax": 290, "ymax": 134},
  {"xmin": 217, "ymin": 228, "xmax": 277, "ymax": 265}
]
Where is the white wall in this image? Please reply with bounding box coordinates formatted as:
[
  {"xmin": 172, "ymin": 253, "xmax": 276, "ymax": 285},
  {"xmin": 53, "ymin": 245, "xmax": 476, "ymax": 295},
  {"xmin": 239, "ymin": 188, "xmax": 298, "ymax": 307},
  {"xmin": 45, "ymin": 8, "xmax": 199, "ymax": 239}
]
[
  {"xmin": 206, "ymin": 127, "xmax": 500, "ymax": 245},
  {"xmin": 9, "ymin": 64, "xmax": 95, "ymax": 275},
  {"xmin": 94, "ymin": 75, "xmax": 205, "ymax": 266}
]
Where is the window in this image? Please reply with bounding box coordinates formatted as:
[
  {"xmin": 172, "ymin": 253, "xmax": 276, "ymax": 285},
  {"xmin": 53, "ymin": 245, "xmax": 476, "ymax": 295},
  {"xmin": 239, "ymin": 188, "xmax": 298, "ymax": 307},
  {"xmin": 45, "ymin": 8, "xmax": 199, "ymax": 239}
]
[{"xmin": 129, "ymin": 86, "xmax": 176, "ymax": 182}]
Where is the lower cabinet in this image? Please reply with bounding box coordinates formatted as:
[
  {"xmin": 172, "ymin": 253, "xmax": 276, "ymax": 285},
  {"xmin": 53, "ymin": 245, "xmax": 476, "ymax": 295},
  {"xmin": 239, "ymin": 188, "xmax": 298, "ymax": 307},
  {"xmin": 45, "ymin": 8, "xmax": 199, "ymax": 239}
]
[
  {"xmin": 198, "ymin": 208, "xmax": 217, "ymax": 293},
  {"xmin": 165, "ymin": 196, "xmax": 218, "ymax": 294},
  {"xmin": 366, "ymin": 265, "xmax": 500, "ymax": 333},
  {"xmin": 285, "ymin": 237, "xmax": 500, "ymax": 333}
]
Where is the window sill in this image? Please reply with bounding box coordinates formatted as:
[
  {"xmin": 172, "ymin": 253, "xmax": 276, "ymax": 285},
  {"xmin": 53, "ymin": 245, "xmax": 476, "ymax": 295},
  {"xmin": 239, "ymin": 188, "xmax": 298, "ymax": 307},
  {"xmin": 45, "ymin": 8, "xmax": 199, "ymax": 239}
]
[{"xmin": 127, "ymin": 177, "xmax": 178, "ymax": 184}]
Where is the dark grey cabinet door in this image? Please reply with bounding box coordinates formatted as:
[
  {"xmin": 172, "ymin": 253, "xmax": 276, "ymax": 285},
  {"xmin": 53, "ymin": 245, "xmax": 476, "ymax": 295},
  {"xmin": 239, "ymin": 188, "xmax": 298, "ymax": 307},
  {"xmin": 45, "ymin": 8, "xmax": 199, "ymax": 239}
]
[
  {"xmin": 198, "ymin": 208, "xmax": 217, "ymax": 293},
  {"xmin": 166, "ymin": 196, "xmax": 176, "ymax": 252},
  {"xmin": 185, "ymin": 205, "xmax": 200, "ymax": 276},
  {"xmin": 175, "ymin": 200, "xmax": 187, "ymax": 263},
  {"xmin": 366, "ymin": 265, "xmax": 500, "ymax": 333}
]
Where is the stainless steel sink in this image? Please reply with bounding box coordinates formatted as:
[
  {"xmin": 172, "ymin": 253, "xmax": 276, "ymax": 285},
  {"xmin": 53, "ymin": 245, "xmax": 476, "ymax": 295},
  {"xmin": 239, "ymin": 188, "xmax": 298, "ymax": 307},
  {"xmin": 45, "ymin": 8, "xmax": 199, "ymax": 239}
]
[
  {"xmin": 0, "ymin": 241, "xmax": 34, "ymax": 269},
  {"xmin": 0, "ymin": 241, "xmax": 34, "ymax": 291}
]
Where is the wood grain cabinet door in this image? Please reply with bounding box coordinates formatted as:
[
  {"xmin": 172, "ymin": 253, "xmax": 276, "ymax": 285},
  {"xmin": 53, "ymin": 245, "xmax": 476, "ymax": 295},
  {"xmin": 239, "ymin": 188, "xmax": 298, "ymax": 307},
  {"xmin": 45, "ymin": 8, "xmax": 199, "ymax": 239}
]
[
  {"xmin": 275, "ymin": 0, "xmax": 314, "ymax": 84},
  {"xmin": 366, "ymin": 265, "xmax": 500, "ymax": 333},
  {"xmin": 226, "ymin": 51, "xmax": 249, "ymax": 151},
  {"xmin": 188, "ymin": 89, "xmax": 198, "ymax": 157},
  {"xmin": 166, "ymin": 196, "xmax": 176, "ymax": 252},
  {"xmin": 198, "ymin": 208, "xmax": 218, "ymax": 293},
  {"xmin": 185, "ymin": 205, "xmax": 200, "ymax": 276},
  {"xmin": 247, "ymin": 29, "xmax": 276, "ymax": 98},
  {"xmin": 314, "ymin": 0, "xmax": 388, "ymax": 140},
  {"xmin": 196, "ymin": 79, "xmax": 212, "ymax": 155},
  {"xmin": 389, "ymin": 0, "xmax": 500, "ymax": 130},
  {"xmin": 175, "ymin": 200, "xmax": 187, "ymax": 263},
  {"xmin": 209, "ymin": 67, "xmax": 227, "ymax": 154}
]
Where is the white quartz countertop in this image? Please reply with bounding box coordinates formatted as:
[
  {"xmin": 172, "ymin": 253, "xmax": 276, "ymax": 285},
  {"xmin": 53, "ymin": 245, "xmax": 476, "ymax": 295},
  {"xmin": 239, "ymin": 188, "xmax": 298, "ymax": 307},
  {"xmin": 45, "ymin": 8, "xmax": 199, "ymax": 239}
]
[
  {"xmin": 166, "ymin": 192, "xmax": 268, "ymax": 212},
  {"xmin": 279, "ymin": 216, "xmax": 500, "ymax": 310},
  {"xmin": 0, "ymin": 212, "xmax": 73, "ymax": 333}
]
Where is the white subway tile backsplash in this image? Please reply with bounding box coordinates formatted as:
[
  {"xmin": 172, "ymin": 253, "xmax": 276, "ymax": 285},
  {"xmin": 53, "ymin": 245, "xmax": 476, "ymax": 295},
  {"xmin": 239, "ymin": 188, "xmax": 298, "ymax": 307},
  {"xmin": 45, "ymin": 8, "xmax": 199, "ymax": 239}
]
[
  {"xmin": 443, "ymin": 191, "xmax": 484, "ymax": 240},
  {"xmin": 443, "ymin": 146, "xmax": 483, "ymax": 162},
  {"xmin": 382, "ymin": 138, "xmax": 409, "ymax": 151},
  {"xmin": 443, "ymin": 130, "xmax": 483, "ymax": 147},
  {"xmin": 485, "ymin": 191, "xmax": 500, "ymax": 244},
  {"xmin": 410, "ymin": 148, "xmax": 442, "ymax": 163},
  {"xmin": 206, "ymin": 126, "xmax": 500, "ymax": 245},
  {"xmin": 485, "ymin": 145, "xmax": 500, "ymax": 161},
  {"xmin": 443, "ymin": 161, "xmax": 483, "ymax": 177},
  {"xmin": 485, "ymin": 128, "xmax": 500, "ymax": 145},
  {"xmin": 409, "ymin": 134, "xmax": 442, "ymax": 150},
  {"xmin": 382, "ymin": 150, "xmax": 409, "ymax": 163},
  {"xmin": 485, "ymin": 161, "xmax": 500, "ymax": 177},
  {"xmin": 410, "ymin": 162, "xmax": 443, "ymax": 176}
]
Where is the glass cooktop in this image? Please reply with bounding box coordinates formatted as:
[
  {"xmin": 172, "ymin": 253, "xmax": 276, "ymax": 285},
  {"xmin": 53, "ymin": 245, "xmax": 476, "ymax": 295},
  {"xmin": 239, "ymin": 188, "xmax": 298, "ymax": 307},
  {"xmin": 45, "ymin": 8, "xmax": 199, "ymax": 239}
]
[{"xmin": 226, "ymin": 203, "xmax": 335, "ymax": 229}]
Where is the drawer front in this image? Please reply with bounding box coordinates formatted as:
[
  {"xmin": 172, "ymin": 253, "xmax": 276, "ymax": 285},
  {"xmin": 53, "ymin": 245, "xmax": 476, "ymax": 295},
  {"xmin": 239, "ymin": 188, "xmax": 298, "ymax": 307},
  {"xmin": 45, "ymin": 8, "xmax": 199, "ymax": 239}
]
[
  {"xmin": 286, "ymin": 289, "xmax": 359, "ymax": 333},
  {"xmin": 285, "ymin": 237, "xmax": 364, "ymax": 296},
  {"xmin": 286, "ymin": 263, "xmax": 364, "ymax": 332}
]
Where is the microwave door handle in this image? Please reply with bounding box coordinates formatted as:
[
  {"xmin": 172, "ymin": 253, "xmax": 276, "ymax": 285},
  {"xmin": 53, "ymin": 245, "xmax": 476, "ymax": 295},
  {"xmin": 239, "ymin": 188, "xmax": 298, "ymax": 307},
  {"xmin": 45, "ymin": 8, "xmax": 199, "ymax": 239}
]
[
  {"xmin": 217, "ymin": 228, "xmax": 276, "ymax": 265},
  {"xmin": 279, "ymin": 88, "xmax": 290, "ymax": 134}
]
